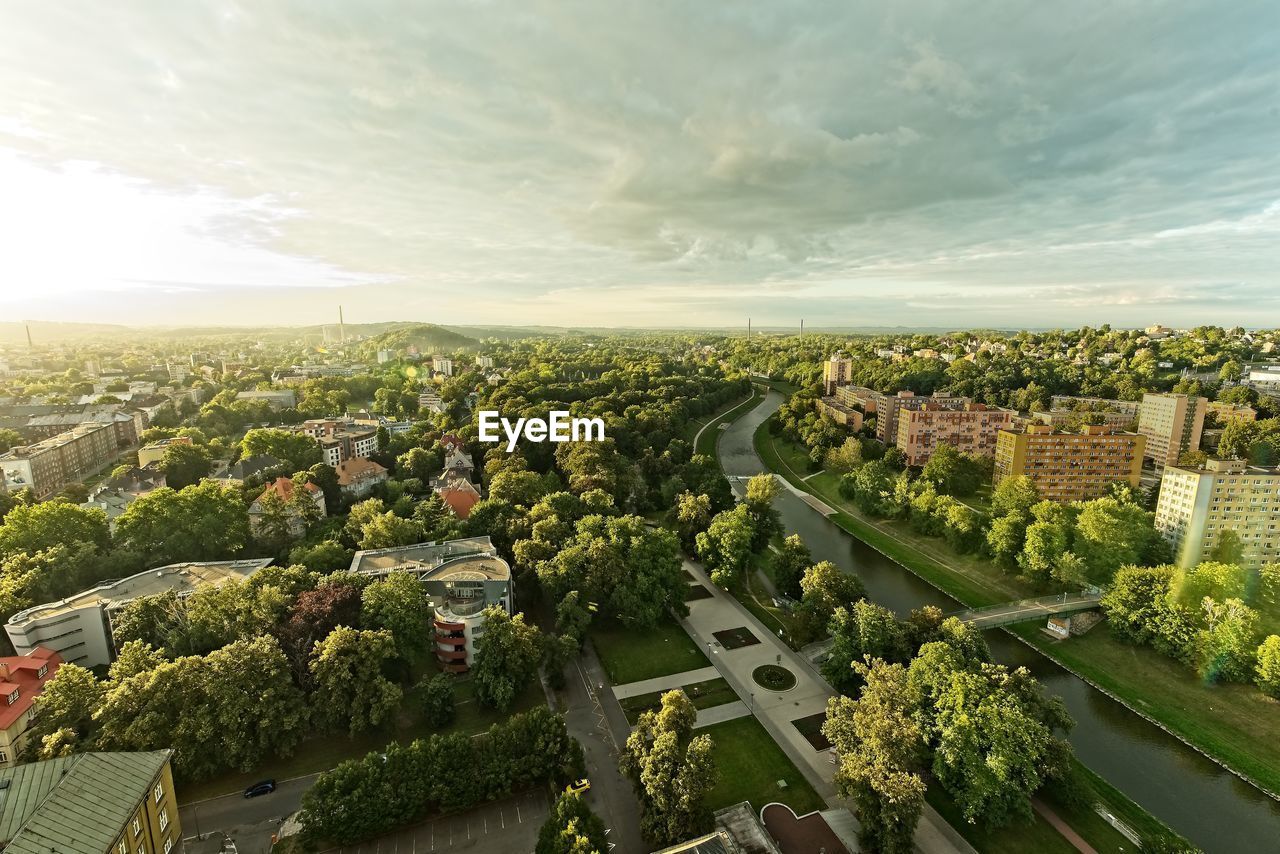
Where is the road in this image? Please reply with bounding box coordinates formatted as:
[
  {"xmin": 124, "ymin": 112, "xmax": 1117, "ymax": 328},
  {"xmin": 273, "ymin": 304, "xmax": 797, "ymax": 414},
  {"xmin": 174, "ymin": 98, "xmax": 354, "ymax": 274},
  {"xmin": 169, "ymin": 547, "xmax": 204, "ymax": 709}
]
[
  {"xmin": 181, "ymin": 775, "xmax": 318, "ymax": 853},
  {"xmin": 560, "ymin": 645, "xmax": 646, "ymax": 854}
]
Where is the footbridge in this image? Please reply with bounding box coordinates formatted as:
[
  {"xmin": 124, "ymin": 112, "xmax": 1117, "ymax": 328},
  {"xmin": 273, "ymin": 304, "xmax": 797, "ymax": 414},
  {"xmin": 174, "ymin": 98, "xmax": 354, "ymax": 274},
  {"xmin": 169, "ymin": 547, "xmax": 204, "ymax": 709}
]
[{"xmin": 951, "ymin": 592, "xmax": 1102, "ymax": 629}]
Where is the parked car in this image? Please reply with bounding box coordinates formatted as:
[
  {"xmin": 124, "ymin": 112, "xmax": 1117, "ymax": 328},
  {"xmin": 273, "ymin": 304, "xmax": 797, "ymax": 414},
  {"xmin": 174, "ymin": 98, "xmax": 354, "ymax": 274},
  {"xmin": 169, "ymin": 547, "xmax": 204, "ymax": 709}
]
[
  {"xmin": 243, "ymin": 780, "xmax": 277, "ymax": 798},
  {"xmin": 565, "ymin": 777, "xmax": 591, "ymax": 795}
]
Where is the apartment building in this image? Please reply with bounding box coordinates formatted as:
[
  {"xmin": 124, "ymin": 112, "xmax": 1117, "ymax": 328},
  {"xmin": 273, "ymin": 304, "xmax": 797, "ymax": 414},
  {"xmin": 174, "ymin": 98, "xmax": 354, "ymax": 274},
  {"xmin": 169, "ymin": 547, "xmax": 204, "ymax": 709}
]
[
  {"xmin": 0, "ymin": 422, "xmax": 118, "ymax": 498},
  {"xmin": 432, "ymin": 355, "xmax": 454, "ymax": 377},
  {"xmin": 836, "ymin": 386, "xmax": 971, "ymax": 444},
  {"xmin": 350, "ymin": 537, "xmax": 512, "ymax": 673},
  {"xmin": 294, "ymin": 418, "xmax": 378, "ymax": 466},
  {"xmin": 5, "ymin": 559, "xmax": 272, "ymax": 667},
  {"xmin": 1155, "ymin": 457, "xmax": 1280, "ymax": 568},
  {"xmin": 1138, "ymin": 393, "xmax": 1206, "ymax": 467},
  {"xmin": 816, "ymin": 397, "xmax": 863, "ymax": 430},
  {"xmin": 476, "ymin": 355, "xmax": 494, "ymax": 369},
  {"xmin": 896, "ymin": 402, "xmax": 1015, "ymax": 466},
  {"xmin": 993, "ymin": 424, "xmax": 1145, "ymax": 503},
  {"xmin": 1030, "ymin": 409, "xmax": 1137, "ymax": 430},
  {"xmin": 0, "ymin": 647, "xmax": 61, "ymax": 768},
  {"xmin": 0, "ymin": 749, "xmax": 180, "ymax": 854},
  {"xmin": 1049, "ymin": 395, "xmax": 1142, "ymax": 417},
  {"xmin": 235, "ymin": 389, "xmax": 298, "ymax": 410},
  {"xmin": 136, "ymin": 435, "xmax": 192, "ymax": 468},
  {"xmin": 1206, "ymin": 401, "xmax": 1257, "ymax": 424},
  {"xmin": 822, "ymin": 352, "xmax": 853, "ymax": 395}
]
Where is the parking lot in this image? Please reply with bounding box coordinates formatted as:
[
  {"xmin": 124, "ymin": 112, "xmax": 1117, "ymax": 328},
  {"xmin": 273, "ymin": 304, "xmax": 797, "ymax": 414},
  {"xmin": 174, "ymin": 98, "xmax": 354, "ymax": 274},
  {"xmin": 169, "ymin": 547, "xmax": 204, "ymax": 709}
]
[{"xmin": 320, "ymin": 789, "xmax": 549, "ymax": 854}]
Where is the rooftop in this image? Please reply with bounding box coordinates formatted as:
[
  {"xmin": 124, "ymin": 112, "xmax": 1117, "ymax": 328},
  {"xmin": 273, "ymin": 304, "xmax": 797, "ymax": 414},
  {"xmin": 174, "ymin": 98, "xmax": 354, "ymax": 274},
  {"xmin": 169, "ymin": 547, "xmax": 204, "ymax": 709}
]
[
  {"xmin": 349, "ymin": 536, "xmax": 507, "ymax": 581},
  {"xmin": 0, "ymin": 750, "xmax": 172, "ymax": 854},
  {"xmin": 0, "ymin": 648, "xmax": 62, "ymax": 731},
  {"xmin": 0, "ymin": 422, "xmax": 114, "ymax": 459},
  {"xmin": 8, "ymin": 558, "xmax": 273, "ymax": 626}
]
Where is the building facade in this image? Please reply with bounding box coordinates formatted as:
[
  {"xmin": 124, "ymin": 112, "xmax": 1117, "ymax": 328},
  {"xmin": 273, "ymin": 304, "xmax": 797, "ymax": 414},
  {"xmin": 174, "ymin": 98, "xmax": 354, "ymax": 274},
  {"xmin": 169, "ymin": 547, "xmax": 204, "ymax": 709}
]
[
  {"xmin": 5, "ymin": 559, "xmax": 272, "ymax": 667},
  {"xmin": 350, "ymin": 537, "xmax": 512, "ymax": 673},
  {"xmin": 1138, "ymin": 393, "xmax": 1207, "ymax": 467},
  {"xmin": 294, "ymin": 419, "xmax": 378, "ymax": 466},
  {"xmin": 0, "ymin": 421, "xmax": 118, "ymax": 498},
  {"xmin": 821, "ymin": 352, "xmax": 853, "ymax": 395},
  {"xmin": 896, "ymin": 403, "xmax": 1015, "ymax": 466},
  {"xmin": 836, "ymin": 386, "xmax": 971, "ymax": 444},
  {"xmin": 0, "ymin": 647, "xmax": 61, "ymax": 768},
  {"xmin": 0, "ymin": 749, "xmax": 180, "ymax": 854},
  {"xmin": 1155, "ymin": 458, "xmax": 1280, "ymax": 568},
  {"xmin": 136, "ymin": 435, "xmax": 192, "ymax": 468},
  {"xmin": 993, "ymin": 424, "xmax": 1145, "ymax": 503},
  {"xmin": 816, "ymin": 397, "xmax": 863, "ymax": 430}
]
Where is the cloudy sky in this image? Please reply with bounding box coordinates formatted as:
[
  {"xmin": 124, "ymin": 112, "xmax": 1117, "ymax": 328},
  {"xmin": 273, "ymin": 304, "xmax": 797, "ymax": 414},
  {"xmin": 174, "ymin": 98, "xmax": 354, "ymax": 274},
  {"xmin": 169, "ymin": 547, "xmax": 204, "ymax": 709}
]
[{"xmin": 1, "ymin": 1, "xmax": 1278, "ymax": 330}]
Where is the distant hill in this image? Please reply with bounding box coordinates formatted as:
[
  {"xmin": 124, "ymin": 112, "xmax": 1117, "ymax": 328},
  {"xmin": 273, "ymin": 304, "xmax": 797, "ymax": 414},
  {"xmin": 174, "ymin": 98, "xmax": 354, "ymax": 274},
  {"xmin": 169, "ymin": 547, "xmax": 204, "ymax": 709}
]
[
  {"xmin": 0, "ymin": 321, "xmax": 130, "ymax": 345},
  {"xmin": 363, "ymin": 323, "xmax": 480, "ymax": 354}
]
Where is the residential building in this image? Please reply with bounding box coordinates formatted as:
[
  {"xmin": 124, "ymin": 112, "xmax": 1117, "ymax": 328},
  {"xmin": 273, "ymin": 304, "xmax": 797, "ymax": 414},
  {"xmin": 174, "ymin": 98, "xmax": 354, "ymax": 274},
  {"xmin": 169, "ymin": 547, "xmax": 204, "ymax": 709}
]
[
  {"xmin": 0, "ymin": 647, "xmax": 62, "ymax": 768},
  {"xmin": 81, "ymin": 466, "xmax": 168, "ymax": 526},
  {"xmin": 475, "ymin": 355, "xmax": 494, "ymax": 369},
  {"xmin": 821, "ymin": 352, "xmax": 853, "ymax": 395},
  {"xmin": 295, "ymin": 419, "xmax": 377, "ymax": 466},
  {"xmin": 816, "ymin": 397, "xmax": 863, "ymax": 430},
  {"xmin": 993, "ymin": 424, "xmax": 1145, "ymax": 503},
  {"xmin": 5, "ymin": 559, "xmax": 272, "ymax": 667},
  {"xmin": 249, "ymin": 476, "xmax": 326, "ymax": 537},
  {"xmin": 1155, "ymin": 458, "xmax": 1280, "ymax": 567},
  {"xmin": 136, "ymin": 435, "xmax": 192, "ymax": 468},
  {"xmin": 350, "ymin": 537, "xmax": 512, "ymax": 672},
  {"xmin": 218, "ymin": 453, "xmax": 285, "ymax": 483},
  {"xmin": 896, "ymin": 402, "xmax": 1015, "ymax": 466},
  {"xmin": 0, "ymin": 749, "xmax": 180, "ymax": 854},
  {"xmin": 418, "ymin": 390, "xmax": 445, "ymax": 413},
  {"xmin": 1138, "ymin": 393, "xmax": 1207, "ymax": 467},
  {"xmin": 441, "ymin": 447, "xmax": 474, "ymax": 481},
  {"xmin": 1049, "ymin": 395, "xmax": 1142, "ymax": 417},
  {"xmin": 1206, "ymin": 401, "xmax": 1257, "ymax": 424},
  {"xmin": 435, "ymin": 476, "xmax": 481, "ymax": 519},
  {"xmin": 836, "ymin": 386, "xmax": 971, "ymax": 444},
  {"xmin": 336, "ymin": 457, "xmax": 389, "ymax": 497},
  {"xmin": 0, "ymin": 422, "xmax": 118, "ymax": 498},
  {"xmin": 376, "ymin": 349, "xmax": 394, "ymax": 364},
  {"xmin": 235, "ymin": 389, "xmax": 298, "ymax": 410},
  {"xmin": 432, "ymin": 355, "xmax": 454, "ymax": 376},
  {"xmin": 1030, "ymin": 409, "xmax": 1137, "ymax": 430}
]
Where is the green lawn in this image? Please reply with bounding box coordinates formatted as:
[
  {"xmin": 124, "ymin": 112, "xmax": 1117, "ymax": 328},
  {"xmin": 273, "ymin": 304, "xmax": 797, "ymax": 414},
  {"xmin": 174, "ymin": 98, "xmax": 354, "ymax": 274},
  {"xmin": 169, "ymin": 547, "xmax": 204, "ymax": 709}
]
[
  {"xmin": 925, "ymin": 785, "xmax": 1080, "ymax": 854},
  {"xmin": 701, "ymin": 716, "xmax": 826, "ymax": 816},
  {"xmin": 590, "ymin": 619, "xmax": 710, "ymax": 685},
  {"xmin": 617, "ymin": 677, "xmax": 738, "ymax": 724},
  {"xmin": 754, "ymin": 414, "xmax": 1280, "ymax": 799},
  {"xmin": 179, "ymin": 675, "xmax": 545, "ymax": 803},
  {"xmin": 691, "ymin": 391, "xmax": 762, "ymax": 458}
]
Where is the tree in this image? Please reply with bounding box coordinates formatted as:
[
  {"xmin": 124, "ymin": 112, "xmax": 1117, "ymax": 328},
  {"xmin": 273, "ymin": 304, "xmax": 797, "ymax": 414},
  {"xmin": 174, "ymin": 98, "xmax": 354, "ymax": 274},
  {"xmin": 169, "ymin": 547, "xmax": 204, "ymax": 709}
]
[
  {"xmin": 621, "ymin": 691, "xmax": 717, "ymax": 846},
  {"xmin": 823, "ymin": 661, "xmax": 927, "ymax": 854},
  {"xmin": 1196, "ymin": 598, "xmax": 1259, "ymax": 684},
  {"xmin": 847, "ymin": 460, "xmax": 897, "ymax": 516},
  {"xmin": 824, "ymin": 437, "xmax": 863, "ymax": 474},
  {"xmin": 310, "ymin": 627, "xmax": 403, "ymax": 735},
  {"xmin": 0, "ymin": 428, "xmax": 22, "ymax": 453},
  {"xmin": 1101, "ymin": 566, "xmax": 1175, "ymax": 646},
  {"xmin": 673, "ymin": 491, "xmax": 713, "ymax": 553},
  {"xmin": 537, "ymin": 792, "xmax": 608, "ymax": 854},
  {"xmin": 472, "ymin": 607, "xmax": 543, "ymax": 710},
  {"xmin": 280, "ymin": 583, "xmax": 363, "ymax": 678},
  {"xmin": 160, "ymin": 441, "xmax": 213, "ymax": 489},
  {"xmin": 0, "ymin": 501, "xmax": 110, "ymax": 559},
  {"xmin": 800, "ymin": 561, "xmax": 865, "ymax": 629},
  {"xmin": 396, "ymin": 446, "xmax": 440, "ymax": 483},
  {"xmin": 289, "ymin": 539, "xmax": 353, "ymax": 573},
  {"xmin": 489, "ymin": 468, "xmax": 555, "ymax": 508},
  {"xmin": 423, "ymin": 673, "xmax": 456, "ymax": 726},
  {"xmin": 695, "ymin": 504, "xmax": 755, "ymax": 587},
  {"xmin": 1208, "ymin": 530, "xmax": 1245, "ymax": 565},
  {"xmin": 1071, "ymin": 497, "xmax": 1163, "ymax": 586},
  {"xmin": 1256, "ymin": 635, "xmax": 1280, "ymax": 698},
  {"xmin": 991, "ymin": 475, "xmax": 1039, "ymax": 518},
  {"xmin": 358, "ymin": 511, "xmax": 422, "ymax": 550},
  {"xmin": 743, "ymin": 474, "xmax": 782, "ymax": 550},
  {"xmin": 29, "ymin": 663, "xmax": 106, "ymax": 753},
  {"xmin": 543, "ymin": 633, "xmax": 579, "ymax": 690},
  {"xmin": 555, "ymin": 590, "xmax": 593, "ymax": 642},
  {"xmin": 361, "ymin": 572, "xmax": 428, "ymax": 660},
  {"xmin": 920, "ymin": 444, "xmax": 983, "ymax": 497},
  {"xmin": 241, "ymin": 428, "xmax": 323, "ymax": 469},
  {"xmin": 114, "ymin": 481, "xmax": 250, "ymax": 565},
  {"xmin": 822, "ymin": 601, "xmax": 908, "ymax": 695},
  {"xmin": 772, "ymin": 534, "xmax": 811, "ymax": 599}
]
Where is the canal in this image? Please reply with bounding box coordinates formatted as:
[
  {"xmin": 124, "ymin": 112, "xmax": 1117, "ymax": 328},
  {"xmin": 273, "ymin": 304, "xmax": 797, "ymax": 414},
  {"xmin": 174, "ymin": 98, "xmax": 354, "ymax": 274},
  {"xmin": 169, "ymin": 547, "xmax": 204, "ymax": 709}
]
[{"xmin": 719, "ymin": 389, "xmax": 1280, "ymax": 852}]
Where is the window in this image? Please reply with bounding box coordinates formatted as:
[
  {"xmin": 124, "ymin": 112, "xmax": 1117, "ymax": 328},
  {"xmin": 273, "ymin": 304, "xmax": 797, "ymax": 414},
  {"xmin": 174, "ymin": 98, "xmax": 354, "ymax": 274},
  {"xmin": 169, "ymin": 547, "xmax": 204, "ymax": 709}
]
[
  {"xmin": 118, "ymin": 843, "xmax": 127, "ymax": 854},
  {"xmin": 37, "ymin": 664, "xmax": 47, "ymax": 678},
  {"xmin": 5, "ymin": 689, "xmax": 17, "ymax": 705},
  {"xmin": 163, "ymin": 839, "xmax": 173, "ymax": 854},
  {"xmin": 158, "ymin": 807, "xmax": 169, "ymax": 831},
  {"xmin": 153, "ymin": 782, "xmax": 164, "ymax": 803},
  {"xmin": 133, "ymin": 817, "xmax": 142, "ymax": 836},
  {"xmin": 0, "ymin": 751, "xmax": 8, "ymax": 763}
]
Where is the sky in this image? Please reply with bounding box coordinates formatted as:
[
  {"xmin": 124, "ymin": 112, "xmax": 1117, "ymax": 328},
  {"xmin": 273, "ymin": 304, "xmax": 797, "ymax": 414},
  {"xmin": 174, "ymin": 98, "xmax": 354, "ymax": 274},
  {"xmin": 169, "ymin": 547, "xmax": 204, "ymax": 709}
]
[{"xmin": 1, "ymin": 1, "xmax": 1279, "ymax": 330}]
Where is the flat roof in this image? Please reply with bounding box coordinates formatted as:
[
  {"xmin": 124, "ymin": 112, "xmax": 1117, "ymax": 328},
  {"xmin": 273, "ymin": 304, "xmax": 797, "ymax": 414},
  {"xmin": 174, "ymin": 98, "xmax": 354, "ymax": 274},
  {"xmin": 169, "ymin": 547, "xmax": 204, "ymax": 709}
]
[
  {"xmin": 349, "ymin": 537, "xmax": 507, "ymax": 580},
  {"xmin": 7, "ymin": 558, "xmax": 272, "ymax": 626}
]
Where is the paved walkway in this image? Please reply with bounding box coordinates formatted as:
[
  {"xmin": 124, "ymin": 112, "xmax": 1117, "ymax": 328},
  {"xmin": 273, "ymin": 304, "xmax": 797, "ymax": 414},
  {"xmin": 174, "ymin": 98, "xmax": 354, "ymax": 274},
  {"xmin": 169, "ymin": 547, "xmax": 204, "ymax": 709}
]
[
  {"xmin": 1034, "ymin": 798, "xmax": 1098, "ymax": 854},
  {"xmin": 679, "ymin": 557, "xmax": 976, "ymax": 854},
  {"xmin": 612, "ymin": 665, "xmax": 721, "ymax": 699},
  {"xmin": 694, "ymin": 700, "xmax": 751, "ymax": 728}
]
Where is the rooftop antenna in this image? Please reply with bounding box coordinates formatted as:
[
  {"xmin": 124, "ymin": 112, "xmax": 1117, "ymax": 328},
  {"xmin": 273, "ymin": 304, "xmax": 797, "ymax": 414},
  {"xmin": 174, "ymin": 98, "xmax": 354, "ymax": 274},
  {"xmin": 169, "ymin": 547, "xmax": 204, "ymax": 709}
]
[{"xmin": 339, "ymin": 305, "xmax": 345, "ymax": 344}]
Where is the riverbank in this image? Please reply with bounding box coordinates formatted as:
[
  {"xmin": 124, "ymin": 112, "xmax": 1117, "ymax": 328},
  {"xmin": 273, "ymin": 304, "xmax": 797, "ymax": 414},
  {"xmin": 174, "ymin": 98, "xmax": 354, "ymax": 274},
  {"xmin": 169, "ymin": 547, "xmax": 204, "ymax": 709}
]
[{"xmin": 754, "ymin": 414, "xmax": 1280, "ymax": 801}]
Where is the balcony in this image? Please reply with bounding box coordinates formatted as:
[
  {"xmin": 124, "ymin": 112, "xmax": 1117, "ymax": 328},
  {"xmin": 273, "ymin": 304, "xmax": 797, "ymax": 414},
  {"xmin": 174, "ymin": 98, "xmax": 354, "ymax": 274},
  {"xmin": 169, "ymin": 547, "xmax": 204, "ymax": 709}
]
[
  {"xmin": 436, "ymin": 647, "xmax": 468, "ymax": 662},
  {"xmin": 442, "ymin": 662, "xmax": 468, "ymax": 674},
  {"xmin": 434, "ymin": 618, "xmax": 465, "ymax": 632},
  {"xmin": 435, "ymin": 632, "xmax": 466, "ymax": 645}
]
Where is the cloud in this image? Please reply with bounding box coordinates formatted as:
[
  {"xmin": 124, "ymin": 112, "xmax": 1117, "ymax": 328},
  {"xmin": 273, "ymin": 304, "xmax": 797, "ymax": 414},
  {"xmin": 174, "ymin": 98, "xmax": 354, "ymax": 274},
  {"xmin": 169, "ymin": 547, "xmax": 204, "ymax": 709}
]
[{"xmin": 0, "ymin": 1, "xmax": 1277, "ymax": 328}]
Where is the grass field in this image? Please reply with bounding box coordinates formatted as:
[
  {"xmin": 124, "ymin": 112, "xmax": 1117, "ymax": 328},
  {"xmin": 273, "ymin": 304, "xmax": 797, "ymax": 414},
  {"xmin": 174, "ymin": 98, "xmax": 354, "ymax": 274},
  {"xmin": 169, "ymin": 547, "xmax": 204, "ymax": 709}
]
[
  {"xmin": 701, "ymin": 716, "xmax": 826, "ymax": 816},
  {"xmin": 691, "ymin": 390, "xmax": 762, "ymax": 457},
  {"xmin": 617, "ymin": 677, "xmax": 738, "ymax": 724},
  {"xmin": 754, "ymin": 414, "xmax": 1280, "ymax": 799},
  {"xmin": 180, "ymin": 675, "xmax": 545, "ymax": 803},
  {"xmin": 591, "ymin": 618, "xmax": 710, "ymax": 685}
]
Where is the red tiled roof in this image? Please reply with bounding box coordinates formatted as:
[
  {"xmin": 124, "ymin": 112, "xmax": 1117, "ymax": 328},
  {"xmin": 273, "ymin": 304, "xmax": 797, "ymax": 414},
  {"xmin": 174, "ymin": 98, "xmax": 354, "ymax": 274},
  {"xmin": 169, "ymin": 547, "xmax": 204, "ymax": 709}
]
[
  {"xmin": 0, "ymin": 647, "xmax": 63, "ymax": 731},
  {"xmin": 336, "ymin": 457, "xmax": 389, "ymax": 486},
  {"xmin": 439, "ymin": 485, "xmax": 481, "ymax": 519},
  {"xmin": 258, "ymin": 476, "xmax": 320, "ymax": 503}
]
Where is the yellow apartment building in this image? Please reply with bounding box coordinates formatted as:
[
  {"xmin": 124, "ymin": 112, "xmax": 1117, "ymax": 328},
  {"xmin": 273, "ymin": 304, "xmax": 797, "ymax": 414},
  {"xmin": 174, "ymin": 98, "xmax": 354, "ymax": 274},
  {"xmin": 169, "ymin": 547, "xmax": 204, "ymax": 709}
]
[{"xmin": 994, "ymin": 424, "xmax": 1145, "ymax": 503}]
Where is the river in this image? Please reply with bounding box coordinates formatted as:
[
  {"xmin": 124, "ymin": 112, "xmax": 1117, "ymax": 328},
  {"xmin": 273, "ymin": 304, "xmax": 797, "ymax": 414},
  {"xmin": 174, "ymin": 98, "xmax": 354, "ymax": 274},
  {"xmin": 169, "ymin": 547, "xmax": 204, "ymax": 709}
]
[{"xmin": 718, "ymin": 390, "xmax": 1280, "ymax": 852}]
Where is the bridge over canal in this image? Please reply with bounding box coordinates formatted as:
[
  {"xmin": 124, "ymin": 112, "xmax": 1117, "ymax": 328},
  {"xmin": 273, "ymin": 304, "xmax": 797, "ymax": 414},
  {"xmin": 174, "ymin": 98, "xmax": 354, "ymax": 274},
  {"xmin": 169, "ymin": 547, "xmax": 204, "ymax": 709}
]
[{"xmin": 952, "ymin": 592, "xmax": 1102, "ymax": 629}]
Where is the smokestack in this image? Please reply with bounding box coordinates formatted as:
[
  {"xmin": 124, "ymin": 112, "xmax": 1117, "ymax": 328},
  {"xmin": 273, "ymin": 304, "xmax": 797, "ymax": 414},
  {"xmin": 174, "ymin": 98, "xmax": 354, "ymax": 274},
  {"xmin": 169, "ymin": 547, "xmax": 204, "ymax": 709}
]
[
  {"xmin": 748, "ymin": 318, "xmax": 751, "ymax": 339},
  {"xmin": 800, "ymin": 319, "xmax": 804, "ymax": 340},
  {"xmin": 25, "ymin": 323, "xmax": 32, "ymax": 349},
  {"xmin": 339, "ymin": 305, "xmax": 345, "ymax": 344}
]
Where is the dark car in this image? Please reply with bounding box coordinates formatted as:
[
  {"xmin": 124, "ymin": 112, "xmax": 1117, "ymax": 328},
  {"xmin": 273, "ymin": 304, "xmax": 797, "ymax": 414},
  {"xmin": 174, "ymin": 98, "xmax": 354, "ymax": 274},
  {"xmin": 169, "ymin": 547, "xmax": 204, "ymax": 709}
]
[{"xmin": 243, "ymin": 780, "xmax": 277, "ymax": 798}]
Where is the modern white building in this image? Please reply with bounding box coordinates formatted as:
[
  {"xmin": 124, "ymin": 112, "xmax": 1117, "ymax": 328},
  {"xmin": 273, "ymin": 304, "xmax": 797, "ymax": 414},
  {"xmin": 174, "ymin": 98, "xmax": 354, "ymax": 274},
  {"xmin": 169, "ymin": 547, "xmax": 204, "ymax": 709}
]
[
  {"xmin": 4, "ymin": 559, "xmax": 272, "ymax": 667},
  {"xmin": 349, "ymin": 537, "xmax": 512, "ymax": 673}
]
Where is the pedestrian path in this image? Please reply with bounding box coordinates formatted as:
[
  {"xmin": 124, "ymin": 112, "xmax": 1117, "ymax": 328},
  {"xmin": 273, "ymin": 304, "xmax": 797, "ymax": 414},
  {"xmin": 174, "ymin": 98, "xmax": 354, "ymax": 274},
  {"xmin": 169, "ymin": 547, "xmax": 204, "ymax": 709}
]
[
  {"xmin": 611, "ymin": 665, "xmax": 720, "ymax": 699},
  {"xmin": 693, "ymin": 700, "xmax": 750, "ymax": 728}
]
